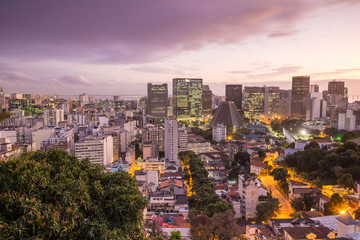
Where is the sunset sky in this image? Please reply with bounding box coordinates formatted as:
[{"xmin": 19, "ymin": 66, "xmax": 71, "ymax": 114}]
[{"xmin": 0, "ymin": 0, "xmax": 359, "ymax": 96}]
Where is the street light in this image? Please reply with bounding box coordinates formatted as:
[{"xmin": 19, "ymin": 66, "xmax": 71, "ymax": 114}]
[{"xmin": 300, "ymin": 130, "xmax": 307, "ymax": 135}]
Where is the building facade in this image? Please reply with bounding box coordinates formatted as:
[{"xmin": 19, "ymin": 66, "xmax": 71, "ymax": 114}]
[
  {"xmin": 164, "ymin": 117, "xmax": 178, "ymax": 162},
  {"xmin": 291, "ymin": 76, "xmax": 310, "ymax": 120},
  {"xmin": 75, "ymin": 136, "xmax": 114, "ymax": 165},
  {"xmin": 226, "ymin": 84, "xmax": 242, "ymax": 110},
  {"xmin": 147, "ymin": 83, "xmax": 168, "ymax": 121},
  {"xmin": 173, "ymin": 78, "xmax": 203, "ymax": 119}
]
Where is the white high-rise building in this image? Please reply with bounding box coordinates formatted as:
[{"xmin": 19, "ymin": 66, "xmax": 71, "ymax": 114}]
[
  {"xmin": 43, "ymin": 109, "xmax": 64, "ymax": 126},
  {"xmin": 165, "ymin": 117, "xmax": 178, "ymax": 162},
  {"xmin": 212, "ymin": 124, "xmax": 227, "ymax": 142},
  {"xmin": 75, "ymin": 135, "xmax": 113, "ymax": 165},
  {"xmin": 338, "ymin": 109, "xmax": 356, "ymax": 131},
  {"xmin": 238, "ymin": 174, "xmax": 259, "ymax": 219},
  {"xmin": 306, "ymin": 92, "xmax": 326, "ymax": 121}
]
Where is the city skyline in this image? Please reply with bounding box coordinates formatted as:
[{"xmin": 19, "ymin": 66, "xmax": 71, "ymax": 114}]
[{"xmin": 0, "ymin": 1, "xmax": 359, "ymax": 96}]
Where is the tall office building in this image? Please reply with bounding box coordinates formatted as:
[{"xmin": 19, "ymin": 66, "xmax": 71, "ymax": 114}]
[
  {"xmin": 291, "ymin": 76, "xmax": 310, "ymax": 120},
  {"xmin": 173, "ymin": 78, "xmax": 203, "ymax": 119},
  {"xmin": 226, "ymin": 84, "xmax": 242, "ymax": 110},
  {"xmin": 164, "ymin": 117, "xmax": 178, "ymax": 162},
  {"xmin": 202, "ymin": 85, "xmax": 213, "ymax": 117},
  {"xmin": 328, "ymin": 80, "xmax": 345, "ymax": 96},
  {"xmin": 0, "ymin": 88, "xmax": 5, "ymax": 110},
  {"xmin": 244, "ymin": 86, "xmax": 279, "ymax": 121},
  {"xmin": 147, "ymin": 83, "xmax": 168, "ymax": 121}
]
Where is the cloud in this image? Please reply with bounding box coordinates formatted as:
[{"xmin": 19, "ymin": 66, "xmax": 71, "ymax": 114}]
[
  {"xmin": 54, "ymin": 75, "xmax": 93, "ymax": 86},
  {"xmin": 227, "ymin": 70, "xmax": 253, "ymax": 74},
  {"xmin": 0, "ymin": 0, "xmax": 356, "ymax": 64},
  {"xmin": 0, "ymin": 72, "xmax": 37, "ymax": 83},
  {"xmin": 311, "ymin": 68, "xmax": 360, "ymax": 77}
]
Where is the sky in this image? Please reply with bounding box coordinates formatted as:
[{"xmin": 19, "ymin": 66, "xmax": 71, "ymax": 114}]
[{"xmin": 0, "ymin": 0, "xmax": 360, "ymax": 97}]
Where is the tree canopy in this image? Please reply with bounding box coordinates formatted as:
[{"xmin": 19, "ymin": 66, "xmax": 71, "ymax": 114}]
[
  {"xmin": 0, "ymin": 150, "xmax": 147, "ymax": 239},
  {"xmin": 255, "ymin": 198, "xmax": 281, "ymax": 223}
]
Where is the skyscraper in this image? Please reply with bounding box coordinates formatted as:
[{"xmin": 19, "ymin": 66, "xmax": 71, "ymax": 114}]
[
  {"xmin": 225, "ymin": 84, "xmax": 242, "ymax": 110},
  {"xmin": 173, "ymin": 78, "xmax": 203, "ymax": 119},
  {"xmin": 147, "ymin": 83, "xmax": 168, "ymax": 121},
  {"xmin": 0, "ymin": 88, "xmax": 5, "ymax": 110},
  {"xmin": 202, "ymin": 85, "xmax": 213, "ymax": 117},
  {"xmin": 244, "ymin": 86, "xmax": 279, "ymax": 121},
  {"xmin": 291, "ymin": 76, "xmax": 310, "ymax": 120},
  {"xmin": 328, "ymin": 80, "xmax": 345, "ymax": 96},
  {"xmin": 164, "ymin": 117, "xmax": 178, "ymax": 162}
]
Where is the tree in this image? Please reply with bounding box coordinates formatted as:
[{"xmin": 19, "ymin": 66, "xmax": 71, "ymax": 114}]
[
  {"xmin": 324, "ymin": 193, "xmax": 346, "ymax": 215},
  {"xmin": 303, "ymin": 195, "xmax": 316, "ymax": 211},
  {"xmin": 0, "ymin": 111, "xmax": 10, "ymax": 123},
  {"xmin": 191, "ymin": 210, "xmax": 242, "ymax": 240},
  {"xmin": 270, "ymin": 168, "xmax": 290, "ymax": 194},
  {"xmin": 258, "ymin": 149, "xmax": 266, "ymax": 160},
  {"xmin": 147, "ymin": 221, "xmax": 167, "ymax": 240},
  {"xmin": 291, "ymin": 198, "xmax": 305, "ymax": 212},
  {"xmin": 0, "ymin": 150, "xmax": 147, "ymax": 239},
  {"xmin": 304, "ymin": 141, "xmax": 320, "ymax": 151},
  {"xmin": 337, "ymin": 173, "xmax": 354, "ymax": 192},
  {"xmin": 169, "ymin": 231, "xmax": 181, "ymax": 240},
  {"xmin": 353, "ymin": 208, "xmax": 360, "ymax": 220},
  {"xmin": 256, "ymin": 198, "xmax": 281, "ymax": 223}
]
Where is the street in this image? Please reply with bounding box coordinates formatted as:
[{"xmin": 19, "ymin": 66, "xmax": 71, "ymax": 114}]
[{"xmin": 260, "ymin": 175, "xmax": 293, "ymax": 218}]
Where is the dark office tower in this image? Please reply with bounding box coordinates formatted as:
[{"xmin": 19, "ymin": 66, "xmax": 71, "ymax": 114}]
[
  {"xmin": 0, "ymin": 87, "xmax": 5, "ymax": 110},
  {"xmin": 328, "ymin": 80, "xmax": 345, "ymax": 97},
  {"xmin": 202, "ymin": 85, "xmax": 213, "ymax": 117},
  {"xmin": 225, "ymin": 84, "xmax": 242, "ymax": 110},
  {"xmin": 173, "ymin": 78, "xmax": 203, "ymax": 119},
  {"xmin": 291, "ymin": 76, "xmax": 310, "ymax": 120},
  {"xmin": 147, "ymin": 83, "xmax": 168, "ymax": 121}
]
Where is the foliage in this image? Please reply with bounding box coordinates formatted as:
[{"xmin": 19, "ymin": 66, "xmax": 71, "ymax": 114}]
[
  {"xmin": 304, "ymin": 141, "xmax": 320, "ymax": 151},
  {"xmin": 324, "ymin": 193, "xmax": 347, "ymax": 215},
  {"xmin": 134, "ymin": 141, "xmax": 143, "ymax": 159},
  {"xmin": 270, "ymin": 168, "xmax": 290, "ymax": 194},
  {"xmin": 337, "ymin": 173, "xmax": 354, "ymax": 191},
  {"xmin": 283, "ymin": 141, "xmax": 360, "ymax": 186},
  {"xmin": 0, "ymin": 111, "xmax": 11, "ymax": 122},
  {"xmin": 179, "ymin": 151, "xmax": 233, "ymax": 218},
  {"xmin": 147, "ymin": 221, "xmax": 167, "ymax": 240},
  {"xmin": 228, "ymin": 151, "xmax": 250, "ymax": 181},
  {"xmin": 353, "ymin": 208, "xmax": 360, "ymax": 220},
  {"xmin": 257, "ymin": 149, "xmax": 266, "ymax": 160},
  {"xmin": 0, "ymin": 150, "xmax": 147, "ymax": 239},
  {"xmin": 169, "ymin": 231, "xmax": 181, "ymax": 240},
  {"xmin": 190, "ymin": 210, "xmax": 242, "ymax": 240},
  {"xmin": 189, "ymin": 127, "xmax": 212, "ymax": 141},
  {"xmin": 291, "ymin": 195, "xmax": 315, "ymax": 212},
  {"xmin": 255, "ymin": 198, "xmax": 281, "ymax": 223}
]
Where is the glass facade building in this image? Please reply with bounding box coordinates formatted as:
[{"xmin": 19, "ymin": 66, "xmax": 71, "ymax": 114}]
[
  {"xmin": 291, "ymin": 76, "xmax": 310, "ymax": 120},
  {"xmin": 225, "ymin": 84, "xmax": 242, "ymax": 110},
  {"xmin": 147, "ymin": 83, "xmax": 168, "ymax": 121},
  {"xmin": 173, "ymin": 78, "xmax": 203, "ymax": 119}
]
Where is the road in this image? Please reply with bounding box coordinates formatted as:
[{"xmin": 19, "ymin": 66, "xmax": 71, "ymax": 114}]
[{"xmin": 260, "ymin": 175, "xmax": 292, "ymax": 218}]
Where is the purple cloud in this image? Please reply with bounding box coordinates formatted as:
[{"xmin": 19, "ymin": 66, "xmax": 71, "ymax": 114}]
[
  {"xmin": 54, "ymin": 75, "xmax": 93, "ymax": 86},
  {"xmin": 0, "ymin": 0, "xmax": 355, "ymax": 64},
  {"xmin": 0, "ymin": 72, "xmax": 37, "ymax": 83}
]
